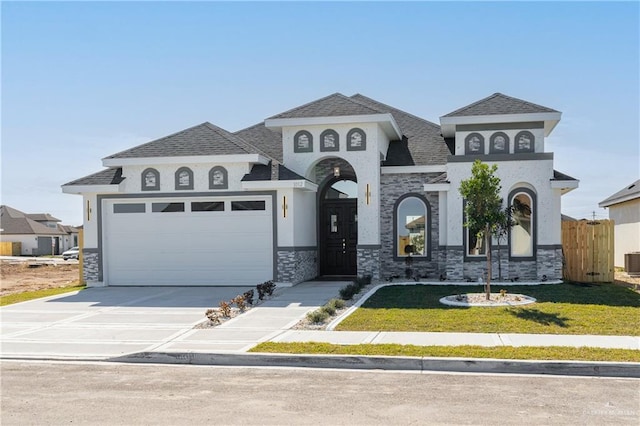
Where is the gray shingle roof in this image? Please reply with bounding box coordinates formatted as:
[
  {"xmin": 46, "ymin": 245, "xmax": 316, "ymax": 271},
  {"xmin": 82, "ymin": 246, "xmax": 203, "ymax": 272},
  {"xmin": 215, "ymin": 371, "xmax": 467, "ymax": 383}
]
[
  {"xmin": 552, "ymin": 170, "xmax": 578, "ymax": 181},
  {"xmin": 268, "ymin": 93, "xmax": 384, "ymax": 119},
  {"xmin": 104, "ymin": 122, "xmax": 262, "ymax": 159},
  {"xmin": 234, "ymin": 122, "xmax": 283, "ymax": 162},
  {"xmin": 442, "ymin": 93, "xmax": 559, "ymax": 117},
  {"xmin": 0, "ymin": 205, "xmax": 66, "ymax": 235},
  {"xmin": 25, "ymin": 213, "xmax": 61, "ymax": 222},
  {"xmin": 599, "ymin": 179, "xmax": 640, "ymax": 207},
  {"xmin": 242, "ymin": 162, "xmax": 306, "ymax": 182},
  {"xmin": 63, "ymin": 168, "xmax": 124, "ymax": 186},
  {"xmin": 351, "ymin": 94, "xmax": 449, "ymax": 166}
]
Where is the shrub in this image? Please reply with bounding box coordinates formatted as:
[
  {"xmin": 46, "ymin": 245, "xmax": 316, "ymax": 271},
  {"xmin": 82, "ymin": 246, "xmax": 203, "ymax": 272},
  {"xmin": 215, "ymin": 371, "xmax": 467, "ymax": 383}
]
[
  {"xmin": 355, "ymin": 275, "xmax": 372, "ymax": 289},
  {"xmin": 320, "ymin": 304, "xmax": 336, "ymax": 316},
  {"xmin": 327, "ymin": 298, "xmax": 345, "ymax": 310},
  {"xmin": 232, "ymin": 295, "xmax": 247, "ymax": 311},
  {"xmin": 205, "ymin": 308, "xmax": 221, "ymax": 324},
  {"xmin": 243, "ymin": 289, "xmax": 255, "ymax": 306},
  {"xmin": 306, "ymin": 309, "xmax": 329, "ymax": 324},
  {"xmin": 257, "ymin": 281, "xmax": 276, "ymax": 300},
  {"xmin": 339, "ymin": 283, "xmax": 360, "ymax": 300},
  {"xmin": 219, "ymin": 300, "xmax": 232, "ymax": 317}
]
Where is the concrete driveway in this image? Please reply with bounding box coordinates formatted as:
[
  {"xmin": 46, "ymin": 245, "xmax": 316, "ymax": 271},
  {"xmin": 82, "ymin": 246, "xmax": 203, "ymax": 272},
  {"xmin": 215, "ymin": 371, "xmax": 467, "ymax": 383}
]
[{"xmin": 0, "ymin": 283, "xmax": 346, "ymax": 360}]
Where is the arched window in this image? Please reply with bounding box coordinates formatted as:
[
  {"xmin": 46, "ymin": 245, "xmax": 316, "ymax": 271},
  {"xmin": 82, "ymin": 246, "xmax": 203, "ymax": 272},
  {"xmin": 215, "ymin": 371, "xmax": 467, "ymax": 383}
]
[
  {"xmin": 509, "ymin": 188, "xmax": 536, "ymax": 259},
  {"xmin": 465, "ymin": 133, "xmax": 485, "ymax": 155},
  {"xmin": 490, "ymin": 132, "xmax": 509, "ymax": 154},
  {"xmin": 347, "ymin": 128, "xmax": 366, "ymax": 151},
  {"xmin": 294, "ymin": 130, "xmax": 313, "ymax": 153},
  {"xmin": 394, "ymin": 194, "xmax": 430, "ymax": 258},
  {"xmin": 141, "ymin": 168, "xmax": 160, "ymax": 191},
  {"xmin": 320, "ymin": 129, "xmax": 339, "ymax": 152},
  {"xmin": 209, "ymin": 166, "xmax": 228, "ymax": 189},
  {"xmin": 175, "ymin": 167, "xmax": 194, "ymax": 190},
  {"xmin": 514, "ymin": 131, "xmax": 535, "ymax": 153}
]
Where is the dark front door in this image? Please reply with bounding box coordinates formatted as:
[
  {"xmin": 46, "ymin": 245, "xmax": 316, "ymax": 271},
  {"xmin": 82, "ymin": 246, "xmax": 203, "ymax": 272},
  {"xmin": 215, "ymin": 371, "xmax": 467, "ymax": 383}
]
[{"xmin": 320, "ymin": 200, "xmax": 357, "ymax": 276}]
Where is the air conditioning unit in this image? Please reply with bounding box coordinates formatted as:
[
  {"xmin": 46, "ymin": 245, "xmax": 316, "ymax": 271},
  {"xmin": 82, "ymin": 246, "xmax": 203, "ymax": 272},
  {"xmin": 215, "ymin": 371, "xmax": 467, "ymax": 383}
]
[{"xmin": 625, "ymin": 252, "xmax": 640, "ymax": 275}]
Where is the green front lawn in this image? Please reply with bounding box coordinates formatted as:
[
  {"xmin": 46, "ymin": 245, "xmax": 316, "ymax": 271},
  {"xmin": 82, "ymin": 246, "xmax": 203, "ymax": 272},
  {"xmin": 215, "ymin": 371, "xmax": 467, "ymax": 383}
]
[
  {"xmin": 251, "ymin": 342, "xmax": 640, "ymax": 362},
  {"xmin": 336, "ymin": 283, "xmax": 639, "ymax": 336},
  {"xmin": 0, "ymin": 285, "xmax": 85, "ymax": 307}
]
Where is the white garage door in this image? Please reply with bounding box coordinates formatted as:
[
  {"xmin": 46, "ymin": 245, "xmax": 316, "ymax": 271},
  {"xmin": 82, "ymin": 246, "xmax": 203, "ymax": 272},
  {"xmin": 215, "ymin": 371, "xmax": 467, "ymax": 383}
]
[{"xmin": 103, "ymin": 197, "xmax": 273, "ymax": 286}]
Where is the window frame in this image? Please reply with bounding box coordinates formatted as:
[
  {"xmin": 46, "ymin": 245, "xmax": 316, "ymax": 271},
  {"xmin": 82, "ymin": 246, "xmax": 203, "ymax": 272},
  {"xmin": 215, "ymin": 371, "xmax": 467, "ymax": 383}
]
[
  {"xmin": 320, "ymin": 129, "xmax": 340, "ymax": 152},
  {"xmin": 174, "ymin": 167, "xmax": 194, "ymax": 190},
  {"xmin": 489, "ymin": 132, "xmax": 510, "ymax": 154},
  {"xmin": 293, "ymin": 130, "xmax": 313, "ymax": 153},
  {"xmin": 141, "ymin": 168, "xmax": 160, "ymax": 191},
  {"xmin": 393, "ymin": 193, "xmax": 431, "ymax": 260},
  {"xmin": 209, "ymin": 166, "xmax": 228, "ymax": 190},
  {"xmin": 508, "ymin": 188, "xmax": 537, "ymax": 260},
  {"xmin": 514, "ymin": 131, "xmax": 535, "ymax": 153},
  {"xmin": 464, "ymin": 133, "xmax": 485, "ymax": 155},
  {"xmin": 346, "ymin": 128, "xmax": 366, "ymax": 151}
]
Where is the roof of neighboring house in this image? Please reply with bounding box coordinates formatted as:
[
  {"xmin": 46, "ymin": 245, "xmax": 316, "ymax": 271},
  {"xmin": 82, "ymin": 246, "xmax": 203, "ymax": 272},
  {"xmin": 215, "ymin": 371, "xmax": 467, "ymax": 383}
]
[
  {"xmin": 0, "ymin": 205, "xmax": 66, "ymax": 235},
  {"xmin": 63, "ymin": 168, "xmax": 124, "ymax": 186},
  {"xmin": 268, "ymin": 93, "xmax": 384, "ymax": 119},
  {"xmin": 561, "ymin": 214, "xmax": 577, "ymax": 221},
  {"xmin": 442, "ymin": 93, "xmax": 559, "ymax": 117},
  {"xmin": 103, "ymin": 122, "xmax": 266, "ymax": 160},
  {"xmin": 25, "ymin": 213, "xmax": 61, "ymax": 222},
  {"xmin": 349, "ymin": 94, "xmax": 450, "ymax": 165},
  {"xmin": 58, "ymin": 224, "xmax": 80, "ymax": 233},
  {"xmin": 599, "ymin": 179, "xmax": 640, "ymax": 208}
]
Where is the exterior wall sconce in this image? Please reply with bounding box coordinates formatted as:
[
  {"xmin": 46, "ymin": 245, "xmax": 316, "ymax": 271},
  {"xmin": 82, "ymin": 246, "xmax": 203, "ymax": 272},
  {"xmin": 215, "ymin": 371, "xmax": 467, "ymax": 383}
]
[
  {"xmin": 333, "ymin": 166, "xmax": 340, "ymax": 177},
  {"xmin": 365, "ymin": 184, "xmax": 372, "ymax": 205},
  {"xmin": 282, "ymin": 196, "xmax": 288, "ymax": 218}
]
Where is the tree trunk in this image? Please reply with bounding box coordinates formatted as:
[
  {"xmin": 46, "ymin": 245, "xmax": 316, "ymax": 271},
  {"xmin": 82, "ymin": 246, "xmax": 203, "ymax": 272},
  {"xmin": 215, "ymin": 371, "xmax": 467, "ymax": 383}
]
[{"xmin": 485, "ymin": 223, "xmax": 492, "ymax": 300}]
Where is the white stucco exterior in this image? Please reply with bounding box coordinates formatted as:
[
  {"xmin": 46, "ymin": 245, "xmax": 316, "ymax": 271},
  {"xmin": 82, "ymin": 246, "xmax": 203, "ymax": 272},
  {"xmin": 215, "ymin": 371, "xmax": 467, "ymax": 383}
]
[{"xmin": 608, "ymin": 199, "xmax": 640, "ymax": 267}]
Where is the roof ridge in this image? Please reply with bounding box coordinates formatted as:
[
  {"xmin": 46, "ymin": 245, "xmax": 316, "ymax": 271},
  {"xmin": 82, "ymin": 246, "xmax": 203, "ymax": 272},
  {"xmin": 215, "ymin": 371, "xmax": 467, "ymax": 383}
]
[
  {"xmin": 443, "ymin": 92, "xmax": 559, "ymax": 117},
  {"xmin": 350, "ymin": 94, "xmax": 441, "ymax": 129},
  {"xmin": 267, "ymin": 92, "xmax": 346, "ymax": 119},
  {"xmin": 103, "ymin": 122, "xmax": 212, "ymax": 160},
  {"xmin": 442, "ymin": 93, "xmax": 503, "ymax": 117}
]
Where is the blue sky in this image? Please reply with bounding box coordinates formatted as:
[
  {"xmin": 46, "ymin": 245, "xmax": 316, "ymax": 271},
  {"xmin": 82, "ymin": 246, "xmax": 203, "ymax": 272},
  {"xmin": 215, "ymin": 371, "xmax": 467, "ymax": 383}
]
[{"xmin": 2, "ymin": 1, "xmax": 638, "ymax": 226}]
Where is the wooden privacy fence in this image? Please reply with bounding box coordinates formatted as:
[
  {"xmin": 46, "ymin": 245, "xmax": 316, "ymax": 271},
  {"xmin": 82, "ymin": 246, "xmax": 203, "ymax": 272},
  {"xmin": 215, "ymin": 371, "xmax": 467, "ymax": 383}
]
[
  {"xmin": 0, "ymin": 242, "xmax": 21, "ymax": 256},
  {"xmin": 562, "ymin": 219, "xmax": 614, "ymax": 283}
]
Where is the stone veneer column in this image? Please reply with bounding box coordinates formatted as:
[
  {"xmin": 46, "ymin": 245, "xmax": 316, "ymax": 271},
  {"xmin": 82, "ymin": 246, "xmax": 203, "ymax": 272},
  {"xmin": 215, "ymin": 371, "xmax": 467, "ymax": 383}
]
[
  {"xmin": 276, "ymin": 249, "xmax": 318, "ymax": 285},
  {"xmin": 357, "ymin": 247, "xmax": 380, "ymax": 281},
  {"xmin": 82, "ymin": 249, "xmax": 100, "ymax": 285},
  {"xmin": 536, "ymin": 247, "xmax": 563, "ymax": 280}
]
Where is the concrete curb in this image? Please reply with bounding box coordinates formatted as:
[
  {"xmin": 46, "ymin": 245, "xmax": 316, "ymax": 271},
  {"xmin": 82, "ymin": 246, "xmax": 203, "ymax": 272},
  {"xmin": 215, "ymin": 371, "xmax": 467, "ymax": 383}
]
[{"xmin": 108, "ymin": 352, "xmax": 640, "ymax": 378}]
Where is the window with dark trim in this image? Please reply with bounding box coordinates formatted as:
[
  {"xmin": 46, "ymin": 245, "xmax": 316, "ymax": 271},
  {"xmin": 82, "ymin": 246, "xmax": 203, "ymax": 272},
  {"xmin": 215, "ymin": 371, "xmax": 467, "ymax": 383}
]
[
  {"xmin": 113, "ymin": 203, "xmax": 146, "ymax": 214},
  {"xmin": 231, "ymin": 201, "xmax": 265, "ymax": 211},
  {"xmin": 393, "ymin": 194, "xmax": 430, "ymax": 259},
  {"xmin": 293, "ymin": 130, "xmax": 313, "ymax": 153},
  {"xmin": 509, "ymin": 188, "xmax": 536, "ymax": 259},
  {"xmin": 141, "ymin": 168, "xmax": 160, "ymax": 191},
  {"xmin": 514, "ymin": 131, "xmax": 535, "ymax": 153},
  {"xmin": 320, "ymin": 129, "xmax": 339, "ymax": 152},
  {"xmin": 346, "ymin": 128, "xmax": 366, "ymax": 151},
  {"xmin": 465, "ymin": 133, "xmax": 485, "ymax": 155},
  {"xmin": 152, "ymin": 202, "xmax": 185, "ymax": 213},
  {"xmin": 175, "ymin": 167, "xmax": 194, "ymax": 190},
  {"xmin": 489, "ymin": 132, "xmax": 509, "ymax": 154},
  {"xmin": 209, "ymin": 166, "xmax": 228, "ymax": 189},
  {"xmin": 191, "ymin": 201, "xmax": 224, "ymax": 212}
]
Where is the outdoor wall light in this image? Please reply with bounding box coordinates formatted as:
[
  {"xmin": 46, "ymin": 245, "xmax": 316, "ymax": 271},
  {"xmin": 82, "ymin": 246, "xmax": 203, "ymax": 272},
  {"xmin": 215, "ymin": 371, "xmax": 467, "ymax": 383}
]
[
  {"xmin": 333, "ymin": 166, "xmax": 341, "ymax": 177},
  {"xmin": 282, "ymin": 196, "xmax": 288, "ymax": 218},
  {"xmin": 365, "ymin": 184, "xmax": 372, "ymax": 205}
]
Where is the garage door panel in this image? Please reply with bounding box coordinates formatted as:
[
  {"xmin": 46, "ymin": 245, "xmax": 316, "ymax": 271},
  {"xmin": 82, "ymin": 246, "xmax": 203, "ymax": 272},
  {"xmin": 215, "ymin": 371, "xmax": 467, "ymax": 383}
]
[{"xmin": 104, "ymin": 198, "xmax": 273, "ymax": 286}]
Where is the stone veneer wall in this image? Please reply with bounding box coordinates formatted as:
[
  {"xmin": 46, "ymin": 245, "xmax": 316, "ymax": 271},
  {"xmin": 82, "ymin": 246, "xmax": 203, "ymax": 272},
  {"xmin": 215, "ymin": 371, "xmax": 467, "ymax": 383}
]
[
  {"xmin": 314, "ymin": 158, "xmax": 355, "ymax": 184},
  {"xmin": 82, "ymin": 249, "xmax": 100, "ymax": 284},
  {"xmin": 536, "ymin": 247, "xmax": 563, "ymax": 280},
  {"xmin": 276, "ymin": 249, "xmax": 317, "ymax": 285},
  {"xmin": 379, "ymin": 173, "xmax": 442, "ymax": 280},
  {"xmin": 357, "ymin": 247, "xmax": 380, "ymax": 280}
]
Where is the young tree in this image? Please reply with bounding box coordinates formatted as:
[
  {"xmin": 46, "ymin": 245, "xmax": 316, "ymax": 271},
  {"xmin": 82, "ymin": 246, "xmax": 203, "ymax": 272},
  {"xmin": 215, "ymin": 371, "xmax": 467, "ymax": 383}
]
[{"xmin": 459, "ymin": 160, "xmax": 506, "ymax": 300}]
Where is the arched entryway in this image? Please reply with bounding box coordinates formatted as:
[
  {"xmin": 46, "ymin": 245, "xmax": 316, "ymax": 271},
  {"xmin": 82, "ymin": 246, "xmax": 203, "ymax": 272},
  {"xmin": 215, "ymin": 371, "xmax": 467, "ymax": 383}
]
[{"xmin": 319, "ymin": 176, "xmax": 358, "ymax": 276}]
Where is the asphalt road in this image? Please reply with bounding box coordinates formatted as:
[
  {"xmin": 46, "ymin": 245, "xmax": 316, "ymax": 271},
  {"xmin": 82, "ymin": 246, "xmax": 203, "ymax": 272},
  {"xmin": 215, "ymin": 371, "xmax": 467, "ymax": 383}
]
[{"xmin": 2, "ymin": 361, "xmax": 638, "ymax": 425}]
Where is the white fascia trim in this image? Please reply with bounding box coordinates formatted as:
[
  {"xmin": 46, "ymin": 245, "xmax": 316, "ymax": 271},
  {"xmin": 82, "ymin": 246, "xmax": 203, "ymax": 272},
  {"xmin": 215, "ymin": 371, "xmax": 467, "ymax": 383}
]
[
  {"xmin": 551, "ymin": 180, "xmax": 579, "ymax": 190},
  {"xmin": 265, "ymin": 113, "xmax": 402, "ymax": 140},
  {"xmin": 440, "ymin": 112, "xmax": 562, "ymax": 137},
  {"xmin": 423, "ymin": 183, "xmax": 450, "ymax": 192},
  {"xmin": 382, "ymin": 165, "xmax": 446, "ymax": 174},
  {"xmin": 61, "ymin": 184, "xmax": 121, "ymax": 194},
  {"xmin": 102, "ymin": 154, "xmax": 269, "ymax": 167},
  {"xmin": 241, "ymin": 180, "xmax": 318, "ymax": 192}
]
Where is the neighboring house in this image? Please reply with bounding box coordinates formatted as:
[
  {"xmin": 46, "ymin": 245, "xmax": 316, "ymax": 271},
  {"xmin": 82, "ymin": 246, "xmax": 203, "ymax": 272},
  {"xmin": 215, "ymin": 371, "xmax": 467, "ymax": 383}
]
[
  {"xmin": 0, "ymin": 205, "xmax": 67, "ymax": 255},
  {"xmin": 598, "ymin": 179, "xmax": 640, "ymax": 268},
  {"xmin": 62, "ymin": 92, "xmax": 579, "ymax": 287},
  {"xmin": 58, "ymin": 224, "xmax": 80, "ymax": 252}
]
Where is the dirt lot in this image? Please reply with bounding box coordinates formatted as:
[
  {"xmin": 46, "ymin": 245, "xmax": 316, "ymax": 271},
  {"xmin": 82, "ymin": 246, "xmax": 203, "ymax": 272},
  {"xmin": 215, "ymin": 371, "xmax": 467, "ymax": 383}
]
[
  {"xmin": 0, "ymin": 260, "xmax": 638, "ymax": 297},
  {"xmin": 0, "ymin": 261, "xmax": 80, "ymax": 297}
]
